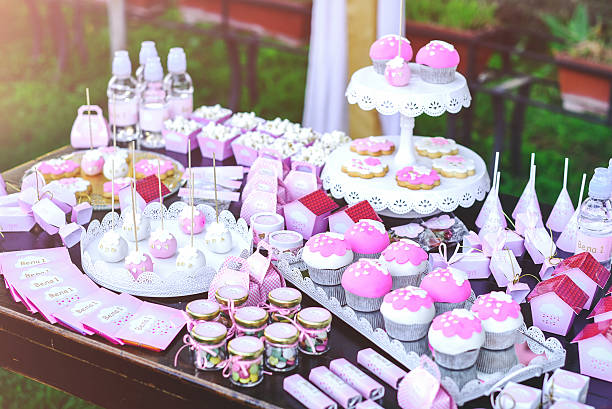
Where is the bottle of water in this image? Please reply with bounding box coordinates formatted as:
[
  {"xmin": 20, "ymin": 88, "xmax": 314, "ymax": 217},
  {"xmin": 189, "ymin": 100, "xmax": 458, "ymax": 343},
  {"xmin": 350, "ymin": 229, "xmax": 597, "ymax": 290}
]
[
  {"xmin": 139, "ymin": 56, "xmax": 166, "ymax": 149},
  {"xmin": 163, "ymin": 47, "xmax": 193, "ymax": 119},
  {"xmin": 576, "ymin": 167, "xmax": 612, "ymax": 268},
  {"xmin": 107, "ymin": 50, "xmax": 139, "ymax": 143},
  {"xmin": 136, "ymin": 41, "xmax": 158, "ymax": 95}
]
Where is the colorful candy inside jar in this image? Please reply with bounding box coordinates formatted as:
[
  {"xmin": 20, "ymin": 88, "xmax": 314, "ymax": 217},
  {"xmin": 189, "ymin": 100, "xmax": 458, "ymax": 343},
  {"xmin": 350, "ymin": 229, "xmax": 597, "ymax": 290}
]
[
  {"xmin": 234, "ymin": 306, "xmax": 268, "ymax": 338},
  {"xmin": 185, "ymin": 299, "xmax": 220, "ymax": 330},
  {"xmin": 226, "ymin": 336, "xmax": 265, "ymax": 387},
  {"xmin": 215, "ymin": 285, "xmax": 249, "ymax": 328},
  {"xmin": 190, "ymin": 322, "xmax": 227, "ymax": 371},
  {"xmin": 296, "ymin": 307, "xmax": 332, "ymax": 355},
  {"xmin": 264, "ymin": 322, "xmax": 299, "ymax": 372},
  {"xmin": 267, "ymin": 287, "xmax": 302, "ymax": 323}
]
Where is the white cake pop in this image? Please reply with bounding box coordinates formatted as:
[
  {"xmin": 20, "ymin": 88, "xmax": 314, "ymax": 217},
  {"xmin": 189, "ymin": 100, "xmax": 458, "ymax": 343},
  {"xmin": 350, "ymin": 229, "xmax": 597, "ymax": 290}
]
[
  {"xmin": 122, "ymin": 208, "xmax": 151, "ymax": 241},
  {"xmin": 205, "ymin": 222, "xmax": 233, "ymax": 254},
  {"xmin": 103, "ymin": 156, "xmax": 129, "ymax": 180},
  {"xmin": 176, "ymin": 246, "xmax": 206, "ymax": 273},
  {"xmin": 98, "ymin": 230, "xmax": 128, "ymax": 262}
]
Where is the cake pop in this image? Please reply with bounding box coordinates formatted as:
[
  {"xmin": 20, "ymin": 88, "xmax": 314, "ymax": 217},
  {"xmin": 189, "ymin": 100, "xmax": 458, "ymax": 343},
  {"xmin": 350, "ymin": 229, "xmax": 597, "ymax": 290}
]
[
  {"xmin": 122, "ymin": 143, "xmax": 151, "ymax": 241},
  {"xmin": 148, "ymin": 159, "xmax": 177, "ymax": 259},
  {"xmin": 103, "ymin": 156, "xmax": 129, "ymax": 180},
  {"xmin": 98, "ymin": 157, "xmax": 128, "ymax": 262},
  {"xmin": 81, "ymin": 150, "xmax": 105, "ymax": 176},
  {"xmin": 205, "ymin": 153, "xmax": 232, "ymax": 254},
  {"xmin": 179, "ymin": 205, "xmax": 206, "ymax": 234},
  {"xmin": 384, "ymin": 3, "xmax": 411, "ymax": 87}
]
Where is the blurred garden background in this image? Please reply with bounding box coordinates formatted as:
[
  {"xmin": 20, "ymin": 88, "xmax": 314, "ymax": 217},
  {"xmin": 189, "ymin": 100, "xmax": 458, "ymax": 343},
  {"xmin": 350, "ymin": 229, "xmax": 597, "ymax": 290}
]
[{"xmin": 0, "ymin": 0, "xmax": 611, "ymax": 407}]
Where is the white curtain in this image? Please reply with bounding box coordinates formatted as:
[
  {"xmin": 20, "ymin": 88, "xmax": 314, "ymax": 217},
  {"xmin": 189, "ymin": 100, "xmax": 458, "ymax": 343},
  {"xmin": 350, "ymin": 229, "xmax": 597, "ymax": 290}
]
[
  {"xmin": 377, "ymin": 0, "xmax": 402, "ymax": 136},
  {"xmin": 302, "ymin": 0, "xmax": 348, "ymax": 134}
]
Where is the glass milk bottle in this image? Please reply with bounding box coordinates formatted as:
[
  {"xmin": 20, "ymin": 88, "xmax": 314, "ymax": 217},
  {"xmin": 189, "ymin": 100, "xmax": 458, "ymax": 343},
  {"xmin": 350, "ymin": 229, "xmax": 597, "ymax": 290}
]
[
  {"xmin": 107, "ymin": 50, "xmax": 139, "ymax": 143},
  {"xmin": 576, "ymin": 167, "xmax": 612, "ymax": 269},
  {"xmin": 139, "ymin": 56, "xmax": 166, "ymax": 149},
  {"xmin": 136, "ymin": 41, "xmax": 158, "ymax": 95},
  {"xmin": 163, "ymin": 47, "xmax": 194, "ymax": 119}
]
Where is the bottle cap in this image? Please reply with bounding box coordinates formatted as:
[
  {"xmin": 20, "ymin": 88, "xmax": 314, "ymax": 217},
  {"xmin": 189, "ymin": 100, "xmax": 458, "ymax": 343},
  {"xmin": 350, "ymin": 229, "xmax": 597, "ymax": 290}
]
[
  {"xmin": 144, "ymin": 57, "xmax": 163, "ymax": 82},
  {"xmin": 112, "ymin": 50, "xmax": 132, "ymax": 77},
  {"xmin": 167, "ymin": 47, "xmax": 186, "ymax": 73},
  {"xmin": 139, "ymin": 41, "xmax": 158, "ymax": 65},
  {"xmin": 588, "ymin": 167, "xmax": 612, "ymax": 199}
]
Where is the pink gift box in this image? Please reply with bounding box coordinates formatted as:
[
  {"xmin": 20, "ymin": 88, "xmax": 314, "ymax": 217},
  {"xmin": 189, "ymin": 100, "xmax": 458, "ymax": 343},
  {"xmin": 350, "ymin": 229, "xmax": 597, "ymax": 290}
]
[
  {"xmin": 430, "ymin": 252, "xmax": 491, "ymax": 280},
  {"xmin": 490, "ymin": 249, "xmax": 522, "ymax": 287},
  {"xmin": 0, "ymin": 192, "xmax": 20, "ymax": 207},
  {"xmin": 0, "ymin": 206, "xmax": 36, "ymax": 232},
  {"xmin": 197, "ymin": 131, "xmax": 241, "ymax": 160},
  {"xmin": 115, "ymin": 302, "xmax": 185, "ymax": 351},
  {"xmin": 462, "ymin": 231, "xmax": 482, "ymax": 251},
  {"xmin": 543, "ymin": 368, "xmax": 590, "ymax": 404},
  {"xmin": 32, "ymin": 197, "xmax": 67, "ymax": 235},
  {"xmin": 284, "ymin": 190, "xmax": 339, "ymax": 240},
  {"xmin": 506, "ymin": 282, "xmax": 530, "ymax": 303},
  {"xmin": 71, "ymin": 202, "xmax": 93, "ymax": 225},
  {"xmin": 59, "ymin": 222, "xmax": 84, "ymax": 248},
  {"xmin": 572, "ymin": 319, "xmax": 612, "ymax": 383},
  {"xmin": 162, "ymin": 128, "xmax": 200, "ymax": 154},
  {"xmin": 81, "ymin": 292, "xmax": 143, "ymax": 344},
  {"xmin": 524, "ymin": 227, "xmax": 556, "ymax": 265}
]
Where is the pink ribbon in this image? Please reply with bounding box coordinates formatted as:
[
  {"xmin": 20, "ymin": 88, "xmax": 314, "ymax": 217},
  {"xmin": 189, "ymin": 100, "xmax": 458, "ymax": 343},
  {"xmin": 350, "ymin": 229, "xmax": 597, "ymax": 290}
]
[
  {"xmin": 258, "ymin": 301, "xmax": 301, "ymax": 319},
  {"xmin": 182, "ymin": 311, "xmax": 219, "ymax": 333},
  {"xmin": 219, "ymin": 299, "xmax": 238, "ymax": 338},
  {"xmin": 437, "ymin": 243, "xmax": 474, "ymax": 266},
  {"xmin": 173, "ymin": 334, "xmax": 223, "ymax": 369},
  {"xmin": 277, "ymin": 314, "xmax": 326, "ymax": 354},
  {"xmin": 221, "ymin": 354, "xmax": 264, "ymax": 379}
]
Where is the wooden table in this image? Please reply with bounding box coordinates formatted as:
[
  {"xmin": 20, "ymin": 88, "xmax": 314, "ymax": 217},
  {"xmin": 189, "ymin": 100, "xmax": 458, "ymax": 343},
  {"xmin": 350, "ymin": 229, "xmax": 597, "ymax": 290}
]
[{"xmin": 1, "ymin": 146, "xmax": 610, "ymax": 409}]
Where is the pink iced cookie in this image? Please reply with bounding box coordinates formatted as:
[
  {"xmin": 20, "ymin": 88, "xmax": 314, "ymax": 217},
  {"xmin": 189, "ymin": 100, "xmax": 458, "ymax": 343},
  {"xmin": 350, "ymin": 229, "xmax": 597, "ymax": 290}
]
[
  {"xmin": 382, "ymin": 239, "xmax": 428, "ymax": 266},
  {"xmin": 382, "ymin": 286, "xmax": 433, "ymax": 312},
  {"xmin": 179, "ymin": 205, "xmax": 206, "ymax": 234},
  {"xmin": 38, "ymin": 158, "xmax": 80, "ymax": 180},
  {"xmin": 345, "ymin": 219, "xmax": 390, "ymax": 256},
  {"xmin": 350, "ymin": 136, "xmax": 395, "ymax": 156},
  {"xmin": 148, "ymin": 229, "xmax": 178, "ymax": 259},
  {"xmin": 430, "ymin": 309, "xmax": 482, "ymax": 339},
  {"xmin": 385, "ymin": 56, "xmax": 411, "ymax": 87},
  {"xmin": 416, "ymin": 40, "xmax": 460, "ymax": 69},
  {"xmin": 81, "ymin": 150, "xmax": 105, "ymax": 176},
  {"xmin": 125, "ymin": 250, "xmax": 154, "ymax": 280},
  {"xmin": 369, "ymin": 35, "xmax": 413, "ymax": 61},
  {"xmin": 134, "ymin": 159, "xmax": 174, "ymax": 179},
  {"xmin": 414, "ymin": 136, "xmax": 459, "ymax": 158},
  {"xmin": 420, "ymin": 267, "xmax": 471, "ymax": 303},
  {"xmin": 341, "ymin": 259, "xmax": 392, "ymax": 298},
  {"xmin": 341, "ymin": 156, "xmax": 388, "ymax": 179},
  {"xmin": 103, "ymin": 177, "xmax": 133, "ymax": 197},
  {"xmin": 432, "ymin": 155, "xmax": 476, "ymax": 178},
  {"xmin": 396, "ymin": 166, "xmax": 440, "ymax": 190},
  {"xmin": 46, "ymin": 177, "xmax": 91, "ymax": 198}
]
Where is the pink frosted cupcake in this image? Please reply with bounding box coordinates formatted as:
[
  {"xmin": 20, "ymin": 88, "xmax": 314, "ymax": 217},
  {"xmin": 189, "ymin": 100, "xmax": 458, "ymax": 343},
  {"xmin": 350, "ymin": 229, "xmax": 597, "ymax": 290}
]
[
  {"xmin": 379, "ymin": 239, "xmax": 429, "ymax": 289},
  {"xmin": 369, "ymin": 35, "xmax": 413, "ymax": 75},
  {"xmin": 302, "ymin": 232, "xmax": 354, "ymax": 285},
  {"xmin": 471, "ymin": 291, "xmax": 524, "ymax": 350},
  {"xmin": 415, "ymin": 40, "xmax": 460, "ymax": 84},
  {"xmin": 428, "ymin": 309, "xmax": 484, "ymax": 369},
  {"xmin": 341, "ymin": 259, "xmax": 392, "ymax": 312},
  {"xmin": 380, "ymin": 286, "xmax": 434, "ymax": 341},
  {"xmin": 148, "ymin": 229, "xmax": 178, "ymax": 259},
  {"xmin": 344, "ymin": 219, "xmax": 390, "ymax": 260},
  {"xmin": 81, "ymin": 150, "xmax": 105, "ymax": 176},
  {"xmin": 420, "ymin": 267, "xmax": 471, "ymax": 314}
]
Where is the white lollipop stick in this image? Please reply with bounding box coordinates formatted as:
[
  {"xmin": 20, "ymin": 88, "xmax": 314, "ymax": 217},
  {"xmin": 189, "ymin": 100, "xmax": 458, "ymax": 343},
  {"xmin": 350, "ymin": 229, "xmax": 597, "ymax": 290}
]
[{"xmin": 563, "ymin": 158, "xmax": 569, "ymax": 190}]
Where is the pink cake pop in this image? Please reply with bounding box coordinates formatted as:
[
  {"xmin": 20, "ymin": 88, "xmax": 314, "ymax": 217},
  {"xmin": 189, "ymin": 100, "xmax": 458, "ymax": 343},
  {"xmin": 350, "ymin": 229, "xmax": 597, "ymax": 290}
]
[
  {"xmin": 81, "ymin": 150, "xmax": 105, "ymax": 176},
  {"xmin": 148, "ymin": 159, "xmax": 177, "ymax": 259},
  {"xmin": 385, "ymin": 56, "xmax": 411, "ymax": 87},
  {"xmin": 179, "ymin": 205, "xmax": 206, "ymax": 234},
  {"xmin": 125, "ymin": 250, "xmax": 154, "ymax": 280}
]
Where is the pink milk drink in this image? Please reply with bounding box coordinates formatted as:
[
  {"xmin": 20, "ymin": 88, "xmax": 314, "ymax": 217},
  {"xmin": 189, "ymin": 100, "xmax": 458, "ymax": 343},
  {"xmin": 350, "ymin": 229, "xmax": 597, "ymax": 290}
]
[
  {"xmin": 139, "ymin": 57, "xmax": 166, "ymax": 149},
  {"xmin": 576, "ymin": 168, "xmax": 612, "ymax": 269},
  {"xmin": 135, "ymin": 41, "xmax": 158, "ymax": 95},
  {"xmin": 107, "ymin": 50, "xmax": 138, "ymax": 142},
  {"xmin": 163, "ymin": 47, "xmax": 193, "ymax": 119}
]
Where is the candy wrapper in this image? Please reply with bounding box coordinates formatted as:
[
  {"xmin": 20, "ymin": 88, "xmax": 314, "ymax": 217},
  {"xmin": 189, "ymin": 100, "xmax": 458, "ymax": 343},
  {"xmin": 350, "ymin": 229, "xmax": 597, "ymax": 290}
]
[
  {"xmin": 32, "ymin": 197, "xmax": 67, "ymax": 235},
  {"xmin": 397, "ymin": 355, "xmax": 457, "ymax": 409},
  {"xmin": 430, "ymin": 243, "xmax": 490, "ymax": 280},
  {"xmin": 419, "ymin": 214, "xmax": 468, "ymax": 251},
  {"xmin": 483, "ymin": 229, "xmax": 522, "ymax": 287},
  {"xmin": 309, "ymin": 366, "xmax": 362, "ymax": 409},
  {"xmin": 390, "ymin": 222, "xmax": 425, "ymax": 242},
  {"xmin": 283, "ymin": 374, "xmax": 338, "ymax": 409}
]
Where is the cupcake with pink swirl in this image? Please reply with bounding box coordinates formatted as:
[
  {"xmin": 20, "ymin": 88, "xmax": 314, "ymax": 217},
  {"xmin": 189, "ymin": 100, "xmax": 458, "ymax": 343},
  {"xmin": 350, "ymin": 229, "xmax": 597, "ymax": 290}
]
[
  {"xmin": 380, "ymin": 286, "xmax": 434, "ymax": 341},
  {"xmin": 341, "ymin": 259, "xmax": 392, "ymax": 312},
  {"xmin": 420, "ymin": 267, "xmax": 472, "ymax": 314},
  {"xmin": 471, "ymin": 291, "xmax": 524, "ymax": 350},
  {"xmin": 379, "ymin": 239, "xmax": 429, "ymax": 289},
  {"xmin": 416, "ymin": 40, "xmax": 460, "ymax": 84},
  {"xmin": 428, "ymin": 309, "xmax": 484, "ymax": 369},
  {"xmin": 344, "ymin": 219, "xmax": 390, "ymax": 260},
  {"xmin": 369, "ymin": 35, "xmax": 412, "ymax": 75},
  {"xmin": 302, "ymin": 232, "xmax": 354, "ymax": 285}
]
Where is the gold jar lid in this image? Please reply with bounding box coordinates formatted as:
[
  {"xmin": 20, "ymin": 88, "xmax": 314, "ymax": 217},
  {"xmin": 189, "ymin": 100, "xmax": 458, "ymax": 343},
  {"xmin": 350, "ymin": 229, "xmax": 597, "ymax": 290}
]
[
  {"xmin": 268, "ymin": 287, "xmax": 302, "ymax": 309},
  {"xmin": 228, "ymin": 336, "xmax": 264, "ymax": 358},
  {"xmin": 215, "ymin": 285, "xmax": 249, "ymax": 307},
  {"xmin": 186, "ymin": 299, "xmax": 220, "ymax": 321},
  {"xmin": 191, "ymin": 321, "xmax": 227, "ymax": 344},
  {"xmin": 234, "ymin": 306, "xmax": 268, "ymax": 328},
  {"xmin": 297, "ymin": 307, "xmax": 332, "ymax": 329},
  {"xmin": 264, "ymin": 322, "xmax": 299, "ymax": 345}
]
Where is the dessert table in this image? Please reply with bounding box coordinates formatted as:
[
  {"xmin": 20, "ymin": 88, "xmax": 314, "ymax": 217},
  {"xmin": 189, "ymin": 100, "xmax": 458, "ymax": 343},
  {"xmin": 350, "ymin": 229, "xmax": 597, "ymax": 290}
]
[{"xmin": 0, "ymin": 146, "xmax": 610, "ymax": 409}]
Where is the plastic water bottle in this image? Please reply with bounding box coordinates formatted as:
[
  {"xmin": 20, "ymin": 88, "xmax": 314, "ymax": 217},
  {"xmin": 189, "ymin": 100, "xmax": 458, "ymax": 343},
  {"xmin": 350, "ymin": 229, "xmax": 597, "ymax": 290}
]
[
  {"xmin": 139, "ymin": 56, "xmax": 166, "ymax": 149},
  {"xmin": 163, "ymin": 47, "xmax": 193, "ymax": 119},
  {"xmin": 107, "ymin": 50, "xmax": 139, "ymax": 143},
  {"xmin": 575, "ymin": 167, "xmax": 612, "ymax": 268},
  {"xmin": 136, "ymin": 41, "xmax": 158, "ymax": 95}
]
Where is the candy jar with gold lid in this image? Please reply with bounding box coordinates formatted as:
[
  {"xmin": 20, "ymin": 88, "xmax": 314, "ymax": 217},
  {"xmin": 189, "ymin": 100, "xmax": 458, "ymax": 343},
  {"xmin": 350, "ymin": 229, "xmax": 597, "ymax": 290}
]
[
  {"xmin": 185, "ymin": 299, "xmax": 220, "ymax": 330},
  {"xmin": 267, "ymin": 287, "xmax": 302, "ymax": 323},
  {"xmin": 190, "ymin": 321, "xmax": 227, "ymax": 371},
  {"xmin": 264, "ymin": 322, "xmax": 299, "ymax": 372},
  {"xmin": 215, "ymin": 285, "xmax": 249, "ymax": 327},
  {"xmin": 296, "ymin": 307, "xmax": 332, "ymax": 355},
  {"xmin": 225, "ymin": 336, "xmax": 265, "ymax": 387},
  {"xmin": 234, "ymin": 306, "xmax": 268, "ymax": 338}
]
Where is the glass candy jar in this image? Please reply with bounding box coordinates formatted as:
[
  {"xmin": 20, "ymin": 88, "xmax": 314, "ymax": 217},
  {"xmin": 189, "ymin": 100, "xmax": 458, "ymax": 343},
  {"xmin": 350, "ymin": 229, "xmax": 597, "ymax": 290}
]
[
  {"xmin": 185, "ymin": 299, "xmax": 220, "ymax": 329},
  {"xmin": 264, "ymin": 322, "xmax": 299, "ymax": 372},
  {"xmin": 226, "ymin": 336, "xmax": 265, "ymax": 387},
  {"xmin": 191, "ymin": 322, "xmax": 227, "ymax": 371},
  {"xmin": 268, "ymin": 287, "xmax": 302, "ymax": 323},
  {"xmin": 296, "ymin": 307, "xmax": 332, "ymax": 355},
  {"xmin": 234, "ymin": 306, "xmax": 268, "ymax": 338},
  {"xmin": 215, "ymin": 285, "xmax": 249, "ymax": 327}
]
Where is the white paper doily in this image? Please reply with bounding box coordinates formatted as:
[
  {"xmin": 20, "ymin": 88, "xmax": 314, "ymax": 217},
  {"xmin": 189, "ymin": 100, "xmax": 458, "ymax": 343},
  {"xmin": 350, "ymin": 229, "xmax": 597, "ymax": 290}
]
[
  {"xmin": 80, "ymin": 202, "xmax": 252, "ymax": 297},
  {"xmin": 321, "ymin": 135, "xmax": 490, "ymax": 217}
]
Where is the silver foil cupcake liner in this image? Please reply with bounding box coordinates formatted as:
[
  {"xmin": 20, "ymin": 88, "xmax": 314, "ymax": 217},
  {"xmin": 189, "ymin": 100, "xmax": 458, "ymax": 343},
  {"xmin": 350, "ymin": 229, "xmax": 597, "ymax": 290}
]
[
  {"xmin": 345, "ymin": 290, "xmax": 384, "ymax": 312},
  {"xmin": 476, "ymin": 346, "xmax": 519, "ymax": 374},
  {"xmin": 483, "ymin": 327, "xmax": 521, "ymax": 350},
  {"xmin": 372, "ymin": 59, "xmax": 388, "ymax": 75},
  {"xmin": 383, "ymin": 319, "xmax": 430, "ymax": 341},
  {"xmin": 320, "ymin": 285, "xmax": 346, "ymax": 306},
  {"xmin": 352, "ymin": 251, "xmax": 382, "ymax": 262},
  {"xmin": 354, "ymin": 310, "xmax": 385, "ymax": 330},
  {"xmin": 418, "ymin": 65, "xmax": 456, "ymax": 84},
  {"xmin": 307, "ymin": 265, "xmax": 349, "ymax": 286},
  {"xmin": 434, "ymin": 300, "xmax": 467, "ymax": 315},
  {"xmin": 401, "ymin": 336, "xmax": 430, "ymax": 357},
  {"xmin": 391, "ymin": 272, "xmax": 425, "ymax": 290},
  {"xmin": 438, "ymin": 365, "xmax": 477, "ymax": 390},
  {"xmin": 433, "ymin": 347, "xmax": 480, "ymax": 370}
]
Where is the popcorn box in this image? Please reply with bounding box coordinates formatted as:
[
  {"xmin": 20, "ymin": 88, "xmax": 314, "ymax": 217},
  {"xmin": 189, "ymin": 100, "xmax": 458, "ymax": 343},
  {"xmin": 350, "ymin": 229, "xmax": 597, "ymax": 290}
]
[
  {"xmin": 162, "ymin": 127, "xmax": 199, "ymax": 154},
  {"xmin": 572, "ymin": 319, "xmax": 612, "ymax": 383},
  {"xmin": 231, "ymin": 138, "xmax": 259, "ymax": 166},
  {"xmin": 189, "ymin": 107, "xmax": 232, "ymax": 126},
  {"xmin": 196, "ymin": 128, "xmax": 241, "ymax": 160},
  {"xmin": 542, "ymin": 368, "xmax": 589, "ymax": 404},
  {"xmin": 284, "ymin": 190, "xmax": 339, "ymax": 240},
  {"xmin": 71, "ymin": 202, "xmax": 93, "ymax": 225},
  {"xmin": 59, "ymin": 223, "xmax": 84, "ymax": 248}
]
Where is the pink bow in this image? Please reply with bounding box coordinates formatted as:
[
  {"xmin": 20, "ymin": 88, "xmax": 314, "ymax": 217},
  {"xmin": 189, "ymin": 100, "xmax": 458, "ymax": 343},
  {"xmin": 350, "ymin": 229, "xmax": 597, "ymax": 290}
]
[
  {"xmin": 277, "ymin": 314, "xmax": 324, "ymax": 354},
  {"xmin": 221, "ymin": 354, "xmax": 263, "ymax": 379},
  {"xmin": 219, "ymin": 299, "xmax": 238, "ymax": 338},
  {"xmin": 397, "ymin": 356, "xmax": 457, "ymax": 409},
  {"xmin": 173, "ymin": 334, "xmax": 222, "ymax": 369},
  {"xmin": 258, "ymin": 301, "xmax": 300, "ymax": 319},
  {"xmin": 482, "ymin": 229, "xmax": 507, "ymax": 257},
  {"xmin": 437, "ymin": 243, "xmax": 474, "ymax": 266}
]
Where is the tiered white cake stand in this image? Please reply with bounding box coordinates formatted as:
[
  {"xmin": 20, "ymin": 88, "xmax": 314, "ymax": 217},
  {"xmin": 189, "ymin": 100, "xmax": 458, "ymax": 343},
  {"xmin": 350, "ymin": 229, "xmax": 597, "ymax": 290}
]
[{"xmin": 322, "ymin": 63, "xmax": 490, "ymax": 218}]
